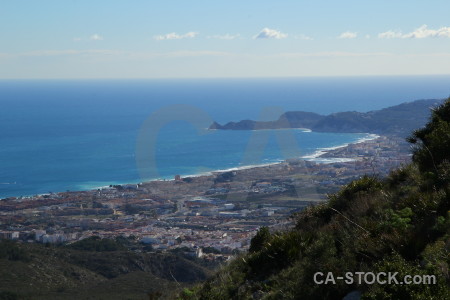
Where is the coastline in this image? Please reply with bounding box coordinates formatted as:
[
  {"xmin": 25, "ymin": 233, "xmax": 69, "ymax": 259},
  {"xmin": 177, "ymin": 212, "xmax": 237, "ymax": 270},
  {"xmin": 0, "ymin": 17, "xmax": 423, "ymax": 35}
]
[
  {"xmin": 92, "ymin": 132, "xmax": 379, "ymax": 191},
  {"xmin": 301, "ymin": 133, "xmax": 380, "ymax": 160},
  {"xmin": 0, "ymin": 133, "xmax": 411, "ymax": 254},
  {"xmin": 163, "ymin": 132, "xmax": 379, "ymax": 177},
  {"xmin": 1, "ymin": 132, "xmax": 381, "ymax": 200}
]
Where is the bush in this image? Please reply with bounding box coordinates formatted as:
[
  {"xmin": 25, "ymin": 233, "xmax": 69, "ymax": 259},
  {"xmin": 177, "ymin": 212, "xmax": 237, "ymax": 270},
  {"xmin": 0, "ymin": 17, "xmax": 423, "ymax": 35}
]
[
  {"xmin": 0, "ymin": 240, "xmax": 29, "ymax": 262},
  {"xmin": 67, "ymin": 236, "xmax": 125, "ymax": 252},
  {"xmin": 0, "ymin": 291, "xmax": 18, "ymax": 300},
  {"xmin": 364, "ymin": 252, "xmax": 449, "ymax": 300},
  {"xmin": 328, "ymin": 176, "xmax": 384, "ymax": 212},
  {"xmin": 408, "ymin": 99, "xmax": 450, "ymax": 180},
  {"xmin": 249, "ymin": 226, "xmax": 271, "ymax": 253},
  {"xmin": 247, "ymin": 231, "xmax": 307, "ymax": 279},
  {"xmin": 179, "ymin": 288, "xmax": 196, "ymax": 300}
]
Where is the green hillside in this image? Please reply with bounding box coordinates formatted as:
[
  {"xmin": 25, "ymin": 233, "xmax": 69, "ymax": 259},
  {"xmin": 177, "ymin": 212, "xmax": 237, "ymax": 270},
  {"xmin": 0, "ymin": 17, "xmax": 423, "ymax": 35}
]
[
  {"xmin": 188, "ymin": 99, "xmax": 450, "ymax": 299},
  {"xmin": 0, "ymin": 239, "xmax": 211, "ymax": 299}
]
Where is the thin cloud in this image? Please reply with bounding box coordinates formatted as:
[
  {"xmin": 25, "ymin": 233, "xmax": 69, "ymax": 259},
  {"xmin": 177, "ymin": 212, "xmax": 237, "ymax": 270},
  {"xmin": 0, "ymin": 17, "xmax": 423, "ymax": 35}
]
[
  {"xmin": 207, "ymin": 34, "xmax": 241, "ymax": 40},
  {"xmin": 154, "ymin": 32, "xmax": 199, "ymax": 40},
  {"xmin": 254, "ymin": 28, "xmax": 288, "ymax": 39},
  {"xmin": 402, "ymin": 52, "xmax": 450, "ymax": 58},
  {"xmin": 6, "ymin": 49, "xmax": 231, "ymax": 59},
  {"xmin": 270, "ymin": 52, "xmax": 393, "ymax": 58},
  {"xmin": 9, "ymin": 50, "xmax": 450, "ymax": 60},
  {"xmin": 72, "ymin": 35, "xmax": 103, "ymax": 42},
  {"xmin": 338, "ymin": 31, "xmax": 357, "ymax": 39},
  {"xmin": 294, "ymin": 34, "xmax": 313, "ymax": 40},
  {"xmin": 378, "ymin": 25, "xmax": 450, "ymax": 39},
  {"xmin": 378, "ymin": 31, "xmax": 402, "ymax": 39},
  {"xmin": 161, "ymin": 51, "xmax": 231, "ymax": 58},
  {"xmin": 19, "ymin": 50, "xmax": 120, "ymax": 57},
  {"xmin": 90, "ymin": 34, "xmax": 104, "ymax": 41}
]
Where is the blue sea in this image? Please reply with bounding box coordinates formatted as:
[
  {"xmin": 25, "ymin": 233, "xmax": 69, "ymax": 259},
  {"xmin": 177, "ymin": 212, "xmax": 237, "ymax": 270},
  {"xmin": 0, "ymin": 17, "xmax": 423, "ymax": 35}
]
[{"xmin": 1, "ymin": 76, "xmax": 450, "ymax": 199}]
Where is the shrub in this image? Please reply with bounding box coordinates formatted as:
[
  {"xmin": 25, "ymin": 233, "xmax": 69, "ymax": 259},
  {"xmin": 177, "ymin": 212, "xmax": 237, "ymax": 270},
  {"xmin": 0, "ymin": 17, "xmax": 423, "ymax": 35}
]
[
  {"xmin": 249, "ymin": 226, "xmax": 271, "ymax": 253},
  {"xmin": 0, "ymin": 240, "xmax": 30, "ymax": 262},
  {"xmin": 0, "ymin": 291, "xmax": 18, "ymax": 300},
  {"xmin": 67, "ymin": 236, "xmax": 125, "ymax": 252},
  {"xmin": 408, "ymin": 99, "xmax": 450, "ymax": 179},
  {"xmin": 364, "ymin": 252, "xmax": 448, "ymax": 300},
  {"xmin": 328, "ymin": 176, "xmax": 384, "ymax": 212},
  {"xmin": 247, "ymin": 231, "xmax": 308, "ymax": 279},
  {"xmin": 379, "ymin": 208, "xmax": 413, "ymax": 232}
]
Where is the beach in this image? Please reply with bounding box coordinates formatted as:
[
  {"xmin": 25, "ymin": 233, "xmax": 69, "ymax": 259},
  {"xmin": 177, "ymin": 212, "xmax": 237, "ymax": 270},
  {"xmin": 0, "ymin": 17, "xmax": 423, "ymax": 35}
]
[
  {"xmin": 0, "ymin": 134, "xmax": 412, "ymax": 254},
  {"xmin": 1, "ymin": 134, "xmax": 409, "ymax": 202}
]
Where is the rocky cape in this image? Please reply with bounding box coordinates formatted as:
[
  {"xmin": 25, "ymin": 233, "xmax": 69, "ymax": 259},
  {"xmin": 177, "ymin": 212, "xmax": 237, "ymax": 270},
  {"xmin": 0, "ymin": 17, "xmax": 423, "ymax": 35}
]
[{"xmin": 209, "ymin": 99, "xmax": 443, "ymax": 136}]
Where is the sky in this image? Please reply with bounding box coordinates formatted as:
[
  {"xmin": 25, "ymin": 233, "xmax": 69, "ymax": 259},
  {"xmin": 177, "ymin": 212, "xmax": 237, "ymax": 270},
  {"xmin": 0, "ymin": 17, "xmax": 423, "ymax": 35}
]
[{"xmin": 1, "ymin": 0, "xmax": 450, "ymax": 79}]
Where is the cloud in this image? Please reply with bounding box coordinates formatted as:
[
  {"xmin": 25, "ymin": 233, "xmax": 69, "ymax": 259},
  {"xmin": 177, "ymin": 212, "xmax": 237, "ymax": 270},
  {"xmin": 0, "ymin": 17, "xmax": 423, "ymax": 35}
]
[
  {"xmin": 338, "ymin": 31, "xmax": 357, "ymax": 39},
  {"xmin": 378, "ymin": 25, "xmax": 450, "ymax": 39},
  {"xmin": 10, "ymin": 50, "xmax": 450, "ymax": 61},
  {"xmin": 254, "ymin": 28, "xmax": 288, "ymax": 39},
  {"xmin": 377, "ymin": 31, "xmax": 402, "ymax": 39},
  {"xmin": 160, "ymin": 51, "xmax": 231, "ymax": 58},
  {"xmin": 90, "ymin": 34, "xmax": 103, "ymax": 41},
  {"xmin": 72, "ymin": 35, "xmax": 103, "ymax": 42},
  {"xmin": 5, "ymin": 49, "xmax": 231, "ymax": 60},
  {"xmin": 154, "ymin": 32, "xmax": 199, "ymax": 40},
  {"xmin": 294, "ymin": 34, "xmax": 313, "ymax": 40},
  {"xmin": 271, "ymin": 52, "xmax": 392, "ymax": 58},
  {"xmin": 19, "ymin": 50, "xmax": 120, "ymax": 57},
  {"xmin": 207, "ymin": 34, "xmax": 241, "ymax": 40},
  {"xmin": 403, "ymin": 25, "xmax": 450, "ymax": 38}
]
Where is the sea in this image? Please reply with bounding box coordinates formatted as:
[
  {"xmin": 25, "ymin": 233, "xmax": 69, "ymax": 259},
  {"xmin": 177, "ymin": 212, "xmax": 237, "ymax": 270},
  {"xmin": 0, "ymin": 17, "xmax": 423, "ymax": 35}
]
[{"xmin": 1, "ymin": 75, "xmax": 450, "ymax": 199}]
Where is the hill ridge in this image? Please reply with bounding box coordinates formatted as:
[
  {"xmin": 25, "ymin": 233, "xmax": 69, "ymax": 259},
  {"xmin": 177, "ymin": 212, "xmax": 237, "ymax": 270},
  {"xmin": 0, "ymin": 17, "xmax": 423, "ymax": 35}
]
[{"xmin": 210, "ymin": 99, "xmax": 444, "ymax": 136}]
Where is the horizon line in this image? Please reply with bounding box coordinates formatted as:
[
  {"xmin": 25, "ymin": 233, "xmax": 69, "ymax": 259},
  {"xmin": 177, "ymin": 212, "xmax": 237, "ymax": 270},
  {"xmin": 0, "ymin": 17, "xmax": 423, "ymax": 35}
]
[{"xmin": 1, "ymin": 74, "xmax": 450, "ymax": 81}]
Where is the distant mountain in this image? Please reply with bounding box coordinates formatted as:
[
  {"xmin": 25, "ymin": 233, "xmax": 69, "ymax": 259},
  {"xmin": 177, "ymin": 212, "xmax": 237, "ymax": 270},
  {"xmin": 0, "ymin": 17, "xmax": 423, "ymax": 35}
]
[{"xmin": 210, "ymin": 99, "xmax": 444, "ymax": 136}]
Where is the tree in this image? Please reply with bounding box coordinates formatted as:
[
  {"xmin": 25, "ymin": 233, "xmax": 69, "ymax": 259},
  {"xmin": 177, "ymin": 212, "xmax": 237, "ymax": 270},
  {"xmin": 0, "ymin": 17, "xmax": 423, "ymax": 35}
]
[
  {"xmin": 249, "ymin": 226, "xmax": 271, "ymax": 253},
  {"xmin": 408, "ymin": 98, "xmax": 450, "ymax": 178}
]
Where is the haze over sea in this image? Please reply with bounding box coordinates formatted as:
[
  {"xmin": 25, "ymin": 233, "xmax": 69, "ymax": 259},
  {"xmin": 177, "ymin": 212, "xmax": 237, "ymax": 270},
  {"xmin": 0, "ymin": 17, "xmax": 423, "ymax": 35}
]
[{"xmin": 1, "ymin": 76, "xmax": 450, "ymax": 199}]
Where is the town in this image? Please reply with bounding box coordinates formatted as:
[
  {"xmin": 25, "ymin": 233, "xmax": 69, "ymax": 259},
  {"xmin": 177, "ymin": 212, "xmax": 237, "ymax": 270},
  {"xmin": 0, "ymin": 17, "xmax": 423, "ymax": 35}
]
[{"xmin": 0, "ymin": 135, "xmax": 411, "ymax": 260}]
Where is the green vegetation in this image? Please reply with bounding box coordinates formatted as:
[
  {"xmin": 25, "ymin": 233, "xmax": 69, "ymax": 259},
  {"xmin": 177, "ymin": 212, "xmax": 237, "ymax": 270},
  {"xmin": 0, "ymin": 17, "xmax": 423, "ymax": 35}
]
[
  {"xmin": 122, "ymin": 203, "xmax": 142, "ymax": 215},
  {"xmin": 188, "ymin": 99, "xmax": 450, "ymax": 299},
  {"xmin": 66, "ymin": 236, "xmax": 126, "ymax": 252},
  {"xmin": 0, "ymin": 291, "xmax": 18, "ymax": 300},
  {"xmin": 0, "ymin": 240, "xmax": 211, "ymax": 299},
  {"xmin": 0, "ymin": 240, "xmax": 29, "ymax": 262}
]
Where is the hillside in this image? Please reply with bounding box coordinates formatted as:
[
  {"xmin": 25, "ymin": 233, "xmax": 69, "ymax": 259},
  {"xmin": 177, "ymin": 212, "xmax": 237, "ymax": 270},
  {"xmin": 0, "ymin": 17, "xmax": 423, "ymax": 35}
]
[
  {"xmin": 210, "ymin": 99, "xmax": 443, "ymax": 136},
  {"xmin": 0, "ymin": 239, "xmax": 211, "ymax": 299},
  {"xmin": 187, "ymin": 99, "xmax": 450, "ymax": 299}
]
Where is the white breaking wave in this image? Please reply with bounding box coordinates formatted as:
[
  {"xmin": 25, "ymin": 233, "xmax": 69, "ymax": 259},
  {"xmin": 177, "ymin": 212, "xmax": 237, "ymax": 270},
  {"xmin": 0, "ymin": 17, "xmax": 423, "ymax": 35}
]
[{"xmin": 301, "ymin": 133, "xmax": 380, "ymax": 162}]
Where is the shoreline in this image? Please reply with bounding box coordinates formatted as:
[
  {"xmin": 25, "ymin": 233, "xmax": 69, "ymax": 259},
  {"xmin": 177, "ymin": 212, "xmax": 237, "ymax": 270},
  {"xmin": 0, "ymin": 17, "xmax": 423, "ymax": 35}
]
[
  {"xmin": 0, "ymin": 133, "xmax": 411, "ymax": 254},
  {"xmin": 86, "ymin": 132, "xmax": 379, "ymax": 191},
  {"xmin": 1, "ymin": 133, "xmax": 381, "ymax": 200},
  {"xmin": 300, "ymin": 133, "xmax": 381, "ymax": 163},
  {"xmin": 301, "ymin": 133, "xmax": 380, "ymax": 160}
]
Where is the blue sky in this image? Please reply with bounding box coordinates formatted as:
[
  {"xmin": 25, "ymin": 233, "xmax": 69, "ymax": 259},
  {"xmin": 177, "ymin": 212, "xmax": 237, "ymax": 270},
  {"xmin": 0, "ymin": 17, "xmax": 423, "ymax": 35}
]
[{"xmin": 1, "ymin": 0, "xmax": 450, "ymax": 78}]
